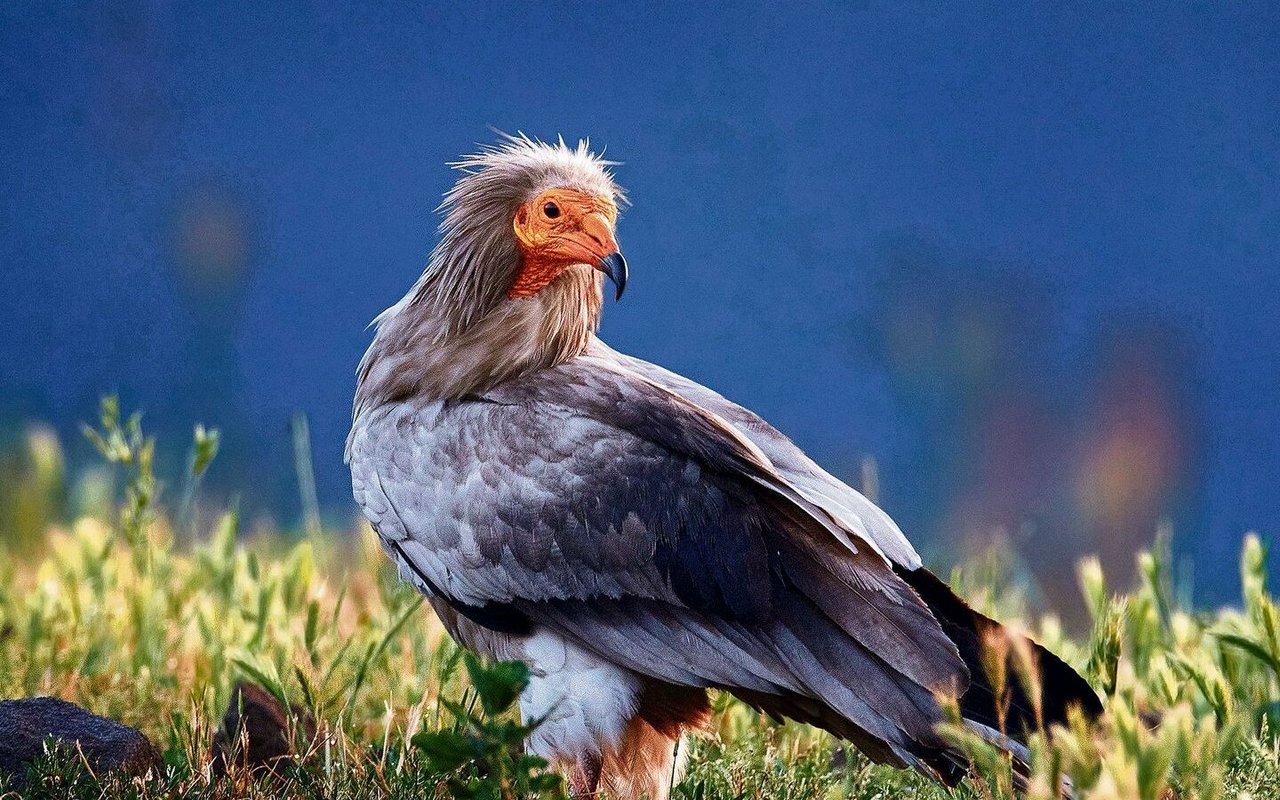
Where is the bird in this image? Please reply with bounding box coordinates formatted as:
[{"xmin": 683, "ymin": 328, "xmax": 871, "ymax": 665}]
[{"xmin": 347, "ymin": 134, "xmax": 1102, "ymax": 799}]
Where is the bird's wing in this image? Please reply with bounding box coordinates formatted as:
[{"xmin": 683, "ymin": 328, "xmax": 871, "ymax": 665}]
[
  {"xmin": 349, "ymin": 353, "xmax": 967, "ymax": 770},
  {"xmin": 588, "ymin": 338, "xmax": 922, "ymax": 570}
]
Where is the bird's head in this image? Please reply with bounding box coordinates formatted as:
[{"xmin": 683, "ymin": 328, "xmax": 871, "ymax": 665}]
[
  {"xmin": 510, "ymin": 187, "xmax": 627, "ymax": 301},
  {"xmin": 353, "ymin": 135, "xmax": 628, "ymax": 412},
  {"xmin": 424, "ymin": 134, "xmax": 628, "ymax": 332}
]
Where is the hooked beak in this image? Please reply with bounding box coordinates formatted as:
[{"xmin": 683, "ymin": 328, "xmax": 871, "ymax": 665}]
[
  {"xmin": 571, "ymin": 211, "xmax": 627, "ymax": 301},
  {"xmin": 598, "ymin": 252, "xmax": 628, "ymax": 301}
]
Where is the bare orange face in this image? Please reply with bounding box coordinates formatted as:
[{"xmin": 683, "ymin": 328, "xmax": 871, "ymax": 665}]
[{"xmin": 509, "ymin": 188, "xmax": 626, "ymax": 299}]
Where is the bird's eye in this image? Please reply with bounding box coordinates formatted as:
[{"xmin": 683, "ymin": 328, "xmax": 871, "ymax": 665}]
[{"xmin": 543, "ymin": 202, "xmax": 561, "ymax": 219}]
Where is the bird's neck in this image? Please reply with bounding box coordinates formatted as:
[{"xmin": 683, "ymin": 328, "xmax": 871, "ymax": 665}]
[{"xmin": 354, "ymin": 264, "xmax": 603, "ymax": 415}]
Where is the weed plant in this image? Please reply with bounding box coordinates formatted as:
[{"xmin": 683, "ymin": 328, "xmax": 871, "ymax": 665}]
[{"xmin": 0, "ymin": 401, "xmax": 1277, "ymax": 798}]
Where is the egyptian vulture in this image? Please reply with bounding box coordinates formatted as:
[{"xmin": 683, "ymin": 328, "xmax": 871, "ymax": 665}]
[{"xmin": 348, "ymin": 135, "xmax": 1101, "ymax": 799}]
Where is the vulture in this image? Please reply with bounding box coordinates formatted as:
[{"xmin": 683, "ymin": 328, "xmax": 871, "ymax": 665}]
[{"xmin": 348, "ymin": 135, "xmax": 1101, "ymax": 799}]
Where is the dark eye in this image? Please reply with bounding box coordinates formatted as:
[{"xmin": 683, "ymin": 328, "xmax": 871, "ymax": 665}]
[{"xmin": 543, "ymin": 202, "xmax": 561, "ymax": 219}]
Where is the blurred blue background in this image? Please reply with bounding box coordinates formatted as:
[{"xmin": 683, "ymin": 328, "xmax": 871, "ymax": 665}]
[{"xmin": 2, "ymin": 2, "xmax": 1277, "ymax": 607}]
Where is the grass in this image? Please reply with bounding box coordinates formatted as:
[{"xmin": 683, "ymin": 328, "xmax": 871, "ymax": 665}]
[{"xmin": 0, "ymin": 401, "xmax": 1278, "ymax": 799}]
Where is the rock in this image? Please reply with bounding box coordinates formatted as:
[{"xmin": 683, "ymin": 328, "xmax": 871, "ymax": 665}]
[
  {"xmin": 212, "ymin": 682, "xmax": 315, "ymax": 775},
  {"xmin": 0, "ymin": 696, "xmax": 160, "ymax": 788}
]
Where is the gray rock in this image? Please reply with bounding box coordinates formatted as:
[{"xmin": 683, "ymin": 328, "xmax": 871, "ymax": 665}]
[{"xmin": 0, "ymin": 697, "xmax": 160, "ymax": 787}]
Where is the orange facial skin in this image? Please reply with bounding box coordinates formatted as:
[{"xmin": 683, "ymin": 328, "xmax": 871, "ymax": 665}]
[{"xmin": 509, "ymin": 188, "xmax": 620, "ymax": 298}]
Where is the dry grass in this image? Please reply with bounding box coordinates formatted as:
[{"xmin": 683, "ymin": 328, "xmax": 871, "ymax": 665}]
[{"xmin": 0, "ymin": 403, "xmax": 1278, "ymax": 798}]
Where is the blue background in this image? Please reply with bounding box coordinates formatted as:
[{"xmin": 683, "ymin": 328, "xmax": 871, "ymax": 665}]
[{"xmin": 3, "ymin": 2, "xmax": 1277, "ymax": 606}]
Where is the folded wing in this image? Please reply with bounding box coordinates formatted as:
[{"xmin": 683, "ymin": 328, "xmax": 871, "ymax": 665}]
[
  {"xmin": 351, "ymin": 350, "xmax": 980, "ymax": 775},
  {"xmin": 592, "ymin": 339, "xmax": 923, "ymax": 570}
]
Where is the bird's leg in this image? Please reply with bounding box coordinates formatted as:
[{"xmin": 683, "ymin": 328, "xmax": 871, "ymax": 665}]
[
  {"xmin": 598, "ymin": 717, "xmax": 684, "ymax": 800},
  {"xmin": 565, "ymin": 750, "xmax": 603, "ymax": 798}
]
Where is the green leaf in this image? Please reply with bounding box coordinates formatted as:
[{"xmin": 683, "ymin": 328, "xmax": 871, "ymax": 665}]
[
  {"xmin": 304, "ymin": 599, "xmax": 321, "ymax": 663},
  {"xmin": 463, "ymin": 654, "xmax": 529, "ymax": 717},
  {"xmin": 231, "ymin": 652, "xmax": 290, "ymax": 708},
  {"xmin": 1216, "ymin": 632, "xmax": 1280, "ymax": 676},
  {"xmin": 411, "ymin": 730, "xmax": 477, "ymax": 773}
]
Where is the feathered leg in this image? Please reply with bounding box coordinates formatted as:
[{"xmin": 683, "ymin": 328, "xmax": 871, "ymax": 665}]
[
  {"xmin": 565, "ymin": 750, "xmax": 604, "ymax": 798},
  {"xmin": 599, "ymin": 716, "xmax": 683, "ymax": 800},
  {"xmin": 596, "ymin": 681, "xmax": 709, "ymax": 800}
]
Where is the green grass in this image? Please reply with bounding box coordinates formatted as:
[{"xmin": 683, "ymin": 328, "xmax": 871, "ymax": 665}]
[{"xmin": 0, "ymin": 402, "xmax": 1278, "ymax": 799}]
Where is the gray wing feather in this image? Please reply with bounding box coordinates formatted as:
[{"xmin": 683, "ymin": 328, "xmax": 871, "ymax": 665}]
[
  {"xmin": 348, "ymin": 350, "xmax": 965, "ymax": 765},
  {"xmin": 591, "ymin": 338, "xmax": 923, "ymax": 570}
]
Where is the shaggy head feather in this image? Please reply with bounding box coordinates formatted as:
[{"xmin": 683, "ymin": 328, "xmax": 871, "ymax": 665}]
[{"xmin": 351, "ymin": 135, "xmax": 624, "ymax": 425}]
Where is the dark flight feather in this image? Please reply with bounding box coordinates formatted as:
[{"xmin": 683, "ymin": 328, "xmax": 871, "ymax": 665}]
[{"xmin": 896, "ymin": 565, "xmax": 1104, "ymax": 735}]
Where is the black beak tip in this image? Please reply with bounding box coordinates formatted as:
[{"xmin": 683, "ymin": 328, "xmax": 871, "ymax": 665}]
[{"xmin": 599, "ymin": 252, "xmax": 628, "ymax": 301}]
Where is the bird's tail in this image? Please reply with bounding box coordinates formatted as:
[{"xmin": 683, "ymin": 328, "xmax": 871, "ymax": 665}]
[{"xmin": 894, "ymin": 565, "xmax": 1104, "ymax": 751}]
